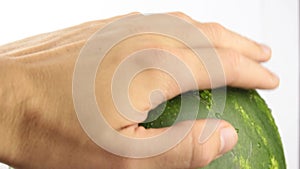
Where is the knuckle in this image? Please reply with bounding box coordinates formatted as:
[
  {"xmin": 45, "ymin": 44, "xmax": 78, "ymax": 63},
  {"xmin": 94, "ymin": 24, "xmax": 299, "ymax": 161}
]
[
  {"xmin": 202, "ymin": 22, "xmax": 225, "ymax": 40},
  {"xmin": 169, "ymin": 12, "xmax": 193, "ymax": 22},
  {"xmin": 208, "ymin": 22, "xmax": 225, "ymax": 32}
]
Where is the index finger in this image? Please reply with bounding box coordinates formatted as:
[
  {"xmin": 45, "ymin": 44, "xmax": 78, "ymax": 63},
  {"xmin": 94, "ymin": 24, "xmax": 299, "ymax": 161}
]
[{"xmin": 167, "ymin": 12, "xmax": 271, "ymax": 62}]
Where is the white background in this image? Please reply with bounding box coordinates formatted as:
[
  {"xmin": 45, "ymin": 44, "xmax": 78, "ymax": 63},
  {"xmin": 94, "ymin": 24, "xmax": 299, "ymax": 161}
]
[{"xmin": 0, "ymin": 0, "xmax": 298, "ymax": 168}]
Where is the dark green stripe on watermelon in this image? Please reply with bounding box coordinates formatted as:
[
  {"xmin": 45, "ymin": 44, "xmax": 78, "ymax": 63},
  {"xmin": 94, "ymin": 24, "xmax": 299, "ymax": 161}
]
[{"xmin": 139, "ymin": 87, "xmax": 286, "ymax": 169}]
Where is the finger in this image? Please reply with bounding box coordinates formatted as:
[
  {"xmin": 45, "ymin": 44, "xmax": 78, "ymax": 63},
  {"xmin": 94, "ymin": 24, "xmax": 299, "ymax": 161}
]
[
  {"xmin": 199, "ymin": 22, "xmax": 271, "ymax": 62},
  {"xmin": 166, "ymin": 12, "xmax": 270, "ymax": 62},
  {"xmin": 127, "ymin": 47, "xmax": 279, "ymax": 116},
  {"xmin": 218, "ymin": 49, "xmax": 279, "ymax": 89},
  {"xmin": 165, "ymin": 46, "xmax": 279, "ymax": 90},
  {"xmin": 132, "ymin": 119, "xmax": 238, "ymax": 169}
]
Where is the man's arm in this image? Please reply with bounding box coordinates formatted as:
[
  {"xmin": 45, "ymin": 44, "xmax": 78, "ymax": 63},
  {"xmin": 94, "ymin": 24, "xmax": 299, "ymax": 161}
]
[{"xmin": 0, "ymin": 12, "xmax": 278, "ymax": 169}]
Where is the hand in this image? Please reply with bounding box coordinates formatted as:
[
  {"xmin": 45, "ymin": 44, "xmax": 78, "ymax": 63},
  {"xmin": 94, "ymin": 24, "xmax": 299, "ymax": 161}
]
[{"xmin": 0, "ymin": 12, "xmax": 278, "ymax": 169}]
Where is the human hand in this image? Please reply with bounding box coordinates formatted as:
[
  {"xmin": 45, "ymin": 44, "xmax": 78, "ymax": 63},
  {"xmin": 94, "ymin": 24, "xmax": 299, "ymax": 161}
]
[{"xmin": 0, "ymin": 12, "xmax": 278, "ymax": 169}]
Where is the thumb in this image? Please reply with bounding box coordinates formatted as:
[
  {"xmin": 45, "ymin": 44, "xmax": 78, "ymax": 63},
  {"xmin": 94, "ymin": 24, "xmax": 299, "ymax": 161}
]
[{"xmin": 136, "ymin": 119, "xmax": 238, "ymax": 169}]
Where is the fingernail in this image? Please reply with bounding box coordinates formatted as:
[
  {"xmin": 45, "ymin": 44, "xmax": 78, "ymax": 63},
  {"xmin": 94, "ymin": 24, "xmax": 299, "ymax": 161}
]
[
  {"xmin": 261, "ymin": 44, "xmax": 271, "ymax": 55},
  {"xmin": 219, "ymin": 126, "xmax": 238, "ymax": 154}
]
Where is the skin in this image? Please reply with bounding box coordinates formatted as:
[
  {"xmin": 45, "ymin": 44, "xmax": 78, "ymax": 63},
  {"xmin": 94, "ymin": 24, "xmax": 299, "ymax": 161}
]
[{"xmin": 0, "ymin": 12, "xmax": 279, "ymax": 169}]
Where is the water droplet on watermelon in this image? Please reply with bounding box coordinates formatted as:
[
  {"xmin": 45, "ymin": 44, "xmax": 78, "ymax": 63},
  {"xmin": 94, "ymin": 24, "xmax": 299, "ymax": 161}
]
[
  {"xmin": 215, "ymin": 113, "xmax": 221, "ymax": 118},
  {"xmin": 257, "ymin": 142, "xmax": 261, "ymax": 148}
]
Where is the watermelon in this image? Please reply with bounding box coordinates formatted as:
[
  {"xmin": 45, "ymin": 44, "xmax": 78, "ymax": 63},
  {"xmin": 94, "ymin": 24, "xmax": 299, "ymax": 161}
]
[{"xmin": 139, "ymin": 87, "xmax": 286, "ymax": 169}]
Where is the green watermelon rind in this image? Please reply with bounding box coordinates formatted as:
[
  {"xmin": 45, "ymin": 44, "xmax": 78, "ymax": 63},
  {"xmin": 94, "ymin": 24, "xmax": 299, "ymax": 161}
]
[{"xmin": 139, "ymin": 87, "xmax": 286, "ymax": 169}]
